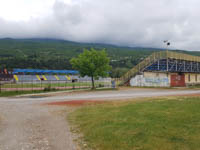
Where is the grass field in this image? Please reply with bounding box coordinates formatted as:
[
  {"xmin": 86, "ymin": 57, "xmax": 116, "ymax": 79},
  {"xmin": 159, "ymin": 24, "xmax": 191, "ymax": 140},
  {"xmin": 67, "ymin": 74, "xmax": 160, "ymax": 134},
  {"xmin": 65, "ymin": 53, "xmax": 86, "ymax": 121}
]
[
  {"xmin": 0, "ymin": 87, "xmax": 117, "ymax": 97},
  {"xmin": 1, "ymin": 81, "xmax": 109, "ymax": 88},
  {"xmin": 69, "ymin": 96, "xmax": 200, "ymax": 150},
  {"xmin": 0, "ymin": 90, "xmax": 58, "ymax": 97}
]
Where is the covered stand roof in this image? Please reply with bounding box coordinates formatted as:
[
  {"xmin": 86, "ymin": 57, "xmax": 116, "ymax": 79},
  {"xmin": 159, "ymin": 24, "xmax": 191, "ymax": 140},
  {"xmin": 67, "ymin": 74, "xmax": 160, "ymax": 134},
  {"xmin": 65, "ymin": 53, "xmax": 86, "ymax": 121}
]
[{"xmin": 13, "ymin": 69, "xmax": 79, "ymax": 74}]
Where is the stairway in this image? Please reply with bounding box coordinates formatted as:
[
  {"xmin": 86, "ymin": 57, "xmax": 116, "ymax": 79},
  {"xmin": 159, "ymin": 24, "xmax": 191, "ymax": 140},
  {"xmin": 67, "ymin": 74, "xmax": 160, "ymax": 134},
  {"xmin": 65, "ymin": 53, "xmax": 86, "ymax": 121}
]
[{"xmin": 116, "ymin": 51, "xmax": 167, "ymax": 86}]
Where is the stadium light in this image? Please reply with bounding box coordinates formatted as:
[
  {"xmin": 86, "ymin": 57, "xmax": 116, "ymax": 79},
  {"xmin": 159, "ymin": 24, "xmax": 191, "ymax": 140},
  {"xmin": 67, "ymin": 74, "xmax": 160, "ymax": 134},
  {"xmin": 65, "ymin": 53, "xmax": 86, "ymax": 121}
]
[
  {"xmin": 163, "ymin": 40, "xmax": 170, "ymax": 49},
  {"xmin": 163, "ymin": 40, "xmax": 170, "ymax": 71}
]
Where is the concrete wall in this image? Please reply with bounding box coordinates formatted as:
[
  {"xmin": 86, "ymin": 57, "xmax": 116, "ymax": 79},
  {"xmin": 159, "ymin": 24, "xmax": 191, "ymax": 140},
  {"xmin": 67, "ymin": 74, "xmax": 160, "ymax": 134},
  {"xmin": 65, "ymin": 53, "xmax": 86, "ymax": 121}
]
[
  {"xmin": 130, "ymin": 72, "xmax": 170, "ymax": 87},
  {"xmin": 130, "ymin": 72, "xmax": 200, "ymax": 87},
  {"xmin": 144, "ymin": 72, "xmax": 170, "ymax": 80},
  {"xmin": 185, "ymin": 73, "xmax": 200, "ymax": 85}
]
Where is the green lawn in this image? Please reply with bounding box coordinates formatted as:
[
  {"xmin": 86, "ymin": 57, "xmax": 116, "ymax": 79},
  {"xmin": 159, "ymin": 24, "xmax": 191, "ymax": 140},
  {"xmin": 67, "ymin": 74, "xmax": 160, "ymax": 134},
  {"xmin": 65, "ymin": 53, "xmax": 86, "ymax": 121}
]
[
  {"xmin": 69, "ymin": 96, "xmax": 200, "ymax": 150},
  {"xmin": 0, "ymin": 87, "xmax": 116, "ymax": 97},
  {"xmin": 1, "ymin": 82, "xmax": 110, "ymax": 88},
  {"xmin": 0, "ymin": 90, "xmax": 56, "ymax": 97}
]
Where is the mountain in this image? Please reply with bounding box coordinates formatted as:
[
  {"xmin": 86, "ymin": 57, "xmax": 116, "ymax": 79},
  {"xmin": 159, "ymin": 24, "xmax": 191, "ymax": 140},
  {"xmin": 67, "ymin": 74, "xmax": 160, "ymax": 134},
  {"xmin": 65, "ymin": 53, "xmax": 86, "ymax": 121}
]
[{"xmin": 0, "ymin": 38, "xmax": 199, "ymax": 77}]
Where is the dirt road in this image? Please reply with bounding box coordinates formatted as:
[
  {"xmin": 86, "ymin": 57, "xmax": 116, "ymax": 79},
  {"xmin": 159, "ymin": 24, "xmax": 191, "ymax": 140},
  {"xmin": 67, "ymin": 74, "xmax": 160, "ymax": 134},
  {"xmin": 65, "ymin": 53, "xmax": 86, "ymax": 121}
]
[
  {"xmin": 0, "ymin": 102, "xmax": 77, "ymax": 150},
  {"xmin": 0, "ymin": 88, "xmax": 200, "ymax": 150}
]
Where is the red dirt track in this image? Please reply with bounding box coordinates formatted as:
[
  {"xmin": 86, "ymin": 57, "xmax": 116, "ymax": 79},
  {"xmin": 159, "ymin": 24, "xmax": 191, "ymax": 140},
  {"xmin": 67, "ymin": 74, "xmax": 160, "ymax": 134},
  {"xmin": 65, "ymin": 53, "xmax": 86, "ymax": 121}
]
[{"xmin": 46, "ymin": 100, "xmax": 106, "ymax": 106}]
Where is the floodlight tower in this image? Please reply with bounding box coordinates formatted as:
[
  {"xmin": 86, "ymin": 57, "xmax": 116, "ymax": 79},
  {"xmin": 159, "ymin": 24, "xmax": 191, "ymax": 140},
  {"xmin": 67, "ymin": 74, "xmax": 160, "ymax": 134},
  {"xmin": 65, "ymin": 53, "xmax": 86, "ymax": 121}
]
[{"xmin": 163, "ymin": 40, "xmax": 170, "ymax": 71}]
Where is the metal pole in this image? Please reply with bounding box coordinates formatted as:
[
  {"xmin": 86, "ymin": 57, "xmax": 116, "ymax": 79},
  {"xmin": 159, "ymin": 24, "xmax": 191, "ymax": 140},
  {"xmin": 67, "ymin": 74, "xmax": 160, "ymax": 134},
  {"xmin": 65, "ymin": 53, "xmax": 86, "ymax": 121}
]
[
  {"xmin": 32, "ymin": 76, "xmax": 33, "ymax": 92},
  {"xmin": 164, "ymin": 41, "xmax": 170, "ymax": 72},
  {"xmin": 167, "ymin": 50, "xmax": 169, "ymax": 72},
  {"xmin": 79, "ymin": 79, "xmax": 80, "ymax": 89},
  {"xmin": 184, "ymin": 61, "xmax": 186, "ymax": 72},
  {"xmin": 41, "ymin": 80, "xmax": 42, "ymax": 91},
  {"xmin": 22, "ymin": 80, "xmax": 23, "ymax": 92},
  {"xmin": 191, "ymin": 61, "xmax": 193, "ymax": 72}
]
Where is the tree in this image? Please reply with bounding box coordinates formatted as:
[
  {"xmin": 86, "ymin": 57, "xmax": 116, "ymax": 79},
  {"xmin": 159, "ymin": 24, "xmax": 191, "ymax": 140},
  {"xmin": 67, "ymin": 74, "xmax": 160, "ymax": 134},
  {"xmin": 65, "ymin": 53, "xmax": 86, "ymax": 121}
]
[
  {"xmin": 110, "ymin": 67, "xmax": 129, "ymax": 78},
  {"xmin": 70, "ymin": 48, "xmax": 111, "ymax": 89}
]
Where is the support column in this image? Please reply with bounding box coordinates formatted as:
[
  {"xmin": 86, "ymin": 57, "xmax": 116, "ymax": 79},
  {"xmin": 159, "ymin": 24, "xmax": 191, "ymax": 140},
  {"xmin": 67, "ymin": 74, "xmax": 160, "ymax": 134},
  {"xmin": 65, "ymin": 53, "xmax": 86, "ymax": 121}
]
[
  {"xmin": 184, "ymin": 61, "xmax": 186, "ymax": 72},
  {"xmin": 191, "ymin": 61, "xmax": 193, "ymax": 72},
  {"xmin": 167, "ymin": 51, "xmax": 169, "ymax": 71}
]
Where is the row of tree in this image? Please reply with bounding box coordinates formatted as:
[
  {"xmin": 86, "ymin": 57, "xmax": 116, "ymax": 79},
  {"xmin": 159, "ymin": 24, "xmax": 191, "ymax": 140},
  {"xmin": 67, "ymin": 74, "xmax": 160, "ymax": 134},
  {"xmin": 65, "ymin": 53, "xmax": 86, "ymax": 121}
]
[
  {"xmin": 0, "ymin": 38, "xmax": 158, "ymax": 77},
  {"xmin": 1, "ymin": 38, "xmax": 199, "ymax": 79}
]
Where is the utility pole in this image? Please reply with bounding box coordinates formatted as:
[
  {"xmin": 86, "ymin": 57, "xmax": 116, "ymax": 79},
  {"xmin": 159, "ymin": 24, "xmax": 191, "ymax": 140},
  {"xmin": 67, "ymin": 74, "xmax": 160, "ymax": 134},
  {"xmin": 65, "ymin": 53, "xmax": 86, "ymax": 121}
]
[{"xmin": 164, "ymin": 40, "xmax": 170, "ymax": 72}]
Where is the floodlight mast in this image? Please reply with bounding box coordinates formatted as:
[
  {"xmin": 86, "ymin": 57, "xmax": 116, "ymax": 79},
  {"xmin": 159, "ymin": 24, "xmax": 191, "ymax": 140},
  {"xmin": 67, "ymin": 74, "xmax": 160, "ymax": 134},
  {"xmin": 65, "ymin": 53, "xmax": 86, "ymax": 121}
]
[{"xmin": 164, "ymin": 40, "xmax": 170, "ymax": 71}]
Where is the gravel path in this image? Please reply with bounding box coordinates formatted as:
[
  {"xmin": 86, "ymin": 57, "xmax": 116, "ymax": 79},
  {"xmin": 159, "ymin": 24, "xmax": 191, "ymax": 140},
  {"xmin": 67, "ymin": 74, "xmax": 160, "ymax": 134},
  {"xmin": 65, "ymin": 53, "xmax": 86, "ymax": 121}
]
[
  {"xmin": 0, "ymin": 102, "xmax": 78, "ymax": 150},
  {"xmin": 0, "ymin": 88, "xmax": 200, "ymax": 150}
]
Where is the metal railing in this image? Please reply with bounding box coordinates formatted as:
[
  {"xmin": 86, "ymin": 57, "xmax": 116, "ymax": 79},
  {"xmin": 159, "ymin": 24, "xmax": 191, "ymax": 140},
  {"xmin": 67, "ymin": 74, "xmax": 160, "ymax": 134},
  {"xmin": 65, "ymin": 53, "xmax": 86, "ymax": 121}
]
[{"xmin": 0, "ymin": 78, "xmax": 112, "ymax": 93}]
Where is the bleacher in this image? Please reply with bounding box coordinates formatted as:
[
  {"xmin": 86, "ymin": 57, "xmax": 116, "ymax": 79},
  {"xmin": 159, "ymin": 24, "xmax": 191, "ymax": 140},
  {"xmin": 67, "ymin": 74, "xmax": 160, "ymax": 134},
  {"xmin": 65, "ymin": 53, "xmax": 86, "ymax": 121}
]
[
  {"xmin": 17, "ymin": 75, "xmax": 39, "ymax": 82},
  {"xmin": 13, "ymin": 69, "xmax": 78, "ymax": 83},
  {"xmin": 57, "ymin": 75, "xmax": 70, "ymax": 81},
  {"xmin": 0, "ymin": 74, "xmax": 14, "ymax": 84},
  {"xmin": 12, "ymin": 69, "xmax": 111, "ymax": 83},
  {"xmin": 15, "ymin": 75, "xmax": 72, "ymax": 82},
  {"xmin": 45, "ymin": 75, "xmax": 57, "ymax": 81},
  {"xmin": 13, "ymin": 74, "xmax": 111, "ymax": 83}
]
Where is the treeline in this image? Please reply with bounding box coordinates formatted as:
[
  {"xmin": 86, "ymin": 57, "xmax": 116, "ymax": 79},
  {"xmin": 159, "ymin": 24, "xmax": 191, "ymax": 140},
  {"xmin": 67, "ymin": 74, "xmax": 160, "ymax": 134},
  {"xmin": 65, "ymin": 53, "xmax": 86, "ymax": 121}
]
[{"xmin": 0, "ymin": 38, "xmax": 199, "ymax": 77}]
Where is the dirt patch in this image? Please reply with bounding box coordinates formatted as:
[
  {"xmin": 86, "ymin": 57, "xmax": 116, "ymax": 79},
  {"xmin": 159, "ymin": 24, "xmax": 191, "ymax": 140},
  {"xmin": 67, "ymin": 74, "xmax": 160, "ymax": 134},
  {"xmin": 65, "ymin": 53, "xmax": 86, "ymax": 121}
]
[{"xmin": 46, "ymin": 100, "xmax": 106, "ymax": 106}]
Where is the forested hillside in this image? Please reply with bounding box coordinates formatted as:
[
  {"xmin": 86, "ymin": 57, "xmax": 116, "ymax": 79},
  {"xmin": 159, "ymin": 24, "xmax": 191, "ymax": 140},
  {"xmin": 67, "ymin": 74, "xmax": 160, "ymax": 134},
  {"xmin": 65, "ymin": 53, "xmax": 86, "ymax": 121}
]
[{"xmin": 0, "ymin": 38, "xmax": 199, "ymax": 77}]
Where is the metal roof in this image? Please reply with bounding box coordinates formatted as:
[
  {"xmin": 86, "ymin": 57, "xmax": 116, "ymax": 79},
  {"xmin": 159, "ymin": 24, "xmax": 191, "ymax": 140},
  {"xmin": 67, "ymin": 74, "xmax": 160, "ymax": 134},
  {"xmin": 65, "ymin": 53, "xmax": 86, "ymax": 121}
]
[{"xmin": 13, "ymin": 69, "xmax": 79, "ymax": 74}]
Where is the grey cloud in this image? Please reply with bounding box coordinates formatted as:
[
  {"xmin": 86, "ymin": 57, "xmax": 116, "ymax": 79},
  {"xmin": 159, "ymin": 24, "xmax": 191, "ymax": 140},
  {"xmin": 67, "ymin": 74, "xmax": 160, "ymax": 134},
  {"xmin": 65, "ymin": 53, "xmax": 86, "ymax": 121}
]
[{"xmin": 0, "ymin": 0, "xmax": 200, "ymax": 50}]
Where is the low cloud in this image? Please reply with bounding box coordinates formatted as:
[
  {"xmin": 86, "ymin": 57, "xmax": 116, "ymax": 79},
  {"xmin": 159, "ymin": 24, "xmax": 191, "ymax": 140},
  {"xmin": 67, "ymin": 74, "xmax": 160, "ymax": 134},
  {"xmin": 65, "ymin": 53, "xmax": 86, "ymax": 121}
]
[{"xmin": 0, "ymin": 0, "xmax": 200, "ymax": 50}]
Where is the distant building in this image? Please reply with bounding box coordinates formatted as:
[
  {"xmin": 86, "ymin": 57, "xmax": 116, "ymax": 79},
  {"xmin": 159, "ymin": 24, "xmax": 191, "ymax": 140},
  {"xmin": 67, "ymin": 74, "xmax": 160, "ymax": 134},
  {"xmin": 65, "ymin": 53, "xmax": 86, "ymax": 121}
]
[{"xmin": 118, "ymin": 51, "xmax": 200, "ymax": 87}]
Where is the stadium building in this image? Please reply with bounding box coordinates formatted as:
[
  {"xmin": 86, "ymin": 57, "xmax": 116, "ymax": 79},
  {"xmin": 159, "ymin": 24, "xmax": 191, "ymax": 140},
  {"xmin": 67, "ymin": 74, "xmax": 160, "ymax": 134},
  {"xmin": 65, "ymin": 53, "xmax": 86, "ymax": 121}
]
[
  {"xmin": 118, "ymin": 51, "xmax": 200, "ymax": 87},
  {"xmin": 12, "ymin": 69, "xmax": 78, "ymax": 83},
  {"xmin": 0, "ymin": 68, "xmax": 110, "ymax": 84}
]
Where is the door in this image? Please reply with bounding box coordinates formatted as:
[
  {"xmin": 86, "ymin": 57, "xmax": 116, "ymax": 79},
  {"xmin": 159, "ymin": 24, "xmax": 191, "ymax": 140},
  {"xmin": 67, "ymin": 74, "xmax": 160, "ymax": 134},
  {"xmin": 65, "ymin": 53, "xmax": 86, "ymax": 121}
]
[{"xmin": 170, "ymin": 74, "xmax": 186, "ymax": 87}]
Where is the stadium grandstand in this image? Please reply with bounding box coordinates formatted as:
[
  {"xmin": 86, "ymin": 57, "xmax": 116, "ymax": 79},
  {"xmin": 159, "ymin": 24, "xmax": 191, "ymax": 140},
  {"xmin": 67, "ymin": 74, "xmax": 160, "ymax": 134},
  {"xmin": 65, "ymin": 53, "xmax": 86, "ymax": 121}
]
[
  {"xmin": 11, "ymin": 68, "xmax": 111, "ymax": 84},
  {"xmin": 117, "ymin": 51, "xmax": 200, "ymax": 87},
  {"xmin": 13, "ymin": 69, "xmax": 79, "ymax": 83},
  {"xmin": 0, "ymin": 68, "xmax": 111, "ymax": 92}
]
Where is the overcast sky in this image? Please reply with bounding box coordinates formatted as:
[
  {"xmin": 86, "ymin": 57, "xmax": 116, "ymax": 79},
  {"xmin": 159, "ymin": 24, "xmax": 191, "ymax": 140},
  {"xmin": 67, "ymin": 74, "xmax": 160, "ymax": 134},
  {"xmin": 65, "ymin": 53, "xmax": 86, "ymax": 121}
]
[{"xmin": 0, "ymin": 0, "xmax": 200, "ymax": 51}]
